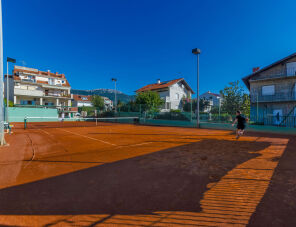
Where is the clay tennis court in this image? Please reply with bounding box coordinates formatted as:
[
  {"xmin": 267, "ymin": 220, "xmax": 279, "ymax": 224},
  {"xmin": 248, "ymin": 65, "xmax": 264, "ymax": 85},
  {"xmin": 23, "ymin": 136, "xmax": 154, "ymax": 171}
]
[{"xmin": 0, "ymin": 122, "xmax": 295, "ymax": 226}]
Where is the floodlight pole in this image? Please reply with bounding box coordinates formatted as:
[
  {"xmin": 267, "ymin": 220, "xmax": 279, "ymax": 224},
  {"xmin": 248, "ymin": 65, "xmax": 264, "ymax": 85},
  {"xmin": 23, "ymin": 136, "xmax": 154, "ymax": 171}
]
[
  {"xmin": 0, "ymin": 0, "xmax": 5, "ymax": 145},
  {"xmin": 6, "ymin": 57, "xmax": 16, "ymax": 123},
  {"xmin": 192, "ymin": 48, "xmax": 201, "ymax": 128},
  {"xmin": 6, "ymin": 60, "xmax": 7, "ymax": 121},
  {"xmin": 112, "ymin": 78, "xmax": 117, "ymax": 113}
]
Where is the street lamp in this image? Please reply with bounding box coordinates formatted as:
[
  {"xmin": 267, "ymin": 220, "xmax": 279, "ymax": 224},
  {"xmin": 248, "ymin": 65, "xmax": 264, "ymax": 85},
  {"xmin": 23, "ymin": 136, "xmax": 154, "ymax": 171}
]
[
  {"xmin": 192, "ymin": 48, "xmax": 201, "ymax": 128},
  {"xmin": 111, "ymin": 78, "xmax": 117, "ymax": 113},
  {"xmin": 6, "ymin": 57, "xmax": 16, "ymax": 123}
]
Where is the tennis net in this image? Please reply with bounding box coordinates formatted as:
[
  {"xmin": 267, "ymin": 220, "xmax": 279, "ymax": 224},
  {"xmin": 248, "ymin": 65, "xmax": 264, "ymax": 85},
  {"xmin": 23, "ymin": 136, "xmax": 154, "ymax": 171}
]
[{"xmin": 24, "ymin": 117, "xmax": 139, "ymax": 129}]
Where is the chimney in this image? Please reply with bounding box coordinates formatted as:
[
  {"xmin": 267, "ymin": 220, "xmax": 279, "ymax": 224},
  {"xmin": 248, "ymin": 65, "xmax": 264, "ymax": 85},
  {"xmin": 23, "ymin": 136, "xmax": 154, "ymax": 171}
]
[
  {"xmin": 47, "ymin": 70, "xmax": 51, "ymax": 76},
  {"xmin": 252, "ymin": 67, "xmax": 260, "ymax": 73},
  {"xmin": 157, "ymin": 79, "xmax": 161, "ymax": 84}
]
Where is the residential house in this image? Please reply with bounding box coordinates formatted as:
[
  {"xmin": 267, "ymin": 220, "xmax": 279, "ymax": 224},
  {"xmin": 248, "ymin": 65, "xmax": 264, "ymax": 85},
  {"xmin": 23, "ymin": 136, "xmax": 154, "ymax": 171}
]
[
  {"xmin": 72, "ymin": 95, "xmax": 113, "ymax": 111},
  {"xmin": 102, "ymin": 96, "xmax": 113, "ymax": 110},
  {"xmin": 72, "ymin": 95, "xmax": 93, "ymax": 107},
  {"xmin": 242, "ymin": 52, "xmax": 296, "ymax": 126},
  {"xmin": 5, "ymin": 66, "xmax": 74, "ymax": 117},
  {"xmin": 136, "ymin": 78, "xmax": 194, "ymax": 111},
  {"xmin": 199, "ymin": 91, "xmax": 222, "ymax": 112}
]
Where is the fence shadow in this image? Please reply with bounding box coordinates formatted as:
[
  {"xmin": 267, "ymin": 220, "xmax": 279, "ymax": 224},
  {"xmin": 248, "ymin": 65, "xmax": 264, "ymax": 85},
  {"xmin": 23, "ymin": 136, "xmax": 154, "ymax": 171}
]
[
  {"xmin": 247, "ymin": 135, "xmax": 296, "ymax": 227},
  {"xmin": 0, "ymin": 138, "xmax": 270, "ymax": 216}
]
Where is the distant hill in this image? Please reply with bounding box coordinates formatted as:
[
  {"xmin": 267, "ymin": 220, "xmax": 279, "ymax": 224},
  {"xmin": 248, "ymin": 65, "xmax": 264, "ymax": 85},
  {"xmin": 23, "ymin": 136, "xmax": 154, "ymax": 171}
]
[{"xmin": 71, "ymin": 89, "xmax": 135, "ymax": 103}]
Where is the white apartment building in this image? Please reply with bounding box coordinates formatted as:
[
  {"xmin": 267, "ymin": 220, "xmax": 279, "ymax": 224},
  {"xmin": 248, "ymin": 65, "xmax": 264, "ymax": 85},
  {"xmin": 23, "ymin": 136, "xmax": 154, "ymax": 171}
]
[
  {"xmin": 5, "ymin": 66, "xmax": 73, "ymax": 117},
  {"xmin": 136, "ymin": 78, "xmax": 194, "ymax": 111}
]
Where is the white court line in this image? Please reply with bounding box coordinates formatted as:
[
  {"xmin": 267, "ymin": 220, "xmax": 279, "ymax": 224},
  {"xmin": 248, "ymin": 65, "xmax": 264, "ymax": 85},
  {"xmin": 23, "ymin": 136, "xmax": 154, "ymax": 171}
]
[
  {"xmin": 128, "ymin": 142, "xmax": 153, "ymax": 147},
  {"xmin": 58, "ymin": 128, "xmax": 117, "ymax": 146},
  {"xmin": 115, "ymin": 142, "xmax": 153, "ymax": 149},
  {"xmin": 58, "ymin": 129, "xmax": 157, "ymax": 149},
  {"xmin": 38, "ymin": 129, "xmax": 52, "ymax": 136}
]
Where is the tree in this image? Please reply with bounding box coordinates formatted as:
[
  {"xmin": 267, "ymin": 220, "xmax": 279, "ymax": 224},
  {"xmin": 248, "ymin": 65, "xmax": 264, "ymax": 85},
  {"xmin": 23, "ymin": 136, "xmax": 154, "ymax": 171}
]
[
  {"xmin": 91, "ymin": 95, "xmax": 105, "ymax": 110},
  {"xmin": 241, "ymin": 94, "xmax": 250, "ymax": 116},
  {"xmin": 117, "ymin": 100, "xmax": 124, "ymax": 109},
  {"xmin": 199, "ymin": 98, "xmax": 210, "ymax": 112},
  {"xmin": 135, "ymin": 91, "xmax": 164, "ymax": 112},
  {"xmin": 220, "ymin": 81, "xmax": 250, "ymax": 116},
  {"xmin": 4, "ymin": 98, "xmax": 13, "ymax": 107}
]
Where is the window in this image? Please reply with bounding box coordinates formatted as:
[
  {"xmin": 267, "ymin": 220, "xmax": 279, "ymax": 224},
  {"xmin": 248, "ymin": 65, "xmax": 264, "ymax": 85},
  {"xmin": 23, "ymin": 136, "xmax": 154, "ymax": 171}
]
[
  {"xmin": 175, "ymin": 93, "xmax": 179, "ymax": 100},
  {"xmin": 166, "ymin": 102, "xmax": 170, "ymax": 109},
  {"xmin": 262, "ymin": 85, "xmax": 275, "ymax": 96},
  {"xmin": 286, "ymin": 62, "xmax": 296, "ymax": 76},
  {"xmin": 48, "ymin": 78, "xmax": 55, "ymax": 85},
  {"xmin": 82, "ymin": 97, "xmax": 88, "ymax": 101}
]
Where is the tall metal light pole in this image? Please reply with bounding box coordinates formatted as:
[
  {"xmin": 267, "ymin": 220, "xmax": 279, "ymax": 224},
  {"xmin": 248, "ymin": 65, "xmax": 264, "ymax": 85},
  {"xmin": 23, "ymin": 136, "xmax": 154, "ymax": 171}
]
[
  {"xmin": 111, "ymin": 78, "xmax": 117, "ymax": 113},
  {"xmin": 218, "ymin": 96, "xmax": 221, "ymax": 122},
  {"xmin": 6, "ymin": 57, "xmax": 16, "ymax": 123},
  {"xmin": 0, "ymin": 0, "xmax": 5, "ymax": 145},
  {"xmin": 192, "ymin": 48, "xmax": 201, "ymax": 128}
]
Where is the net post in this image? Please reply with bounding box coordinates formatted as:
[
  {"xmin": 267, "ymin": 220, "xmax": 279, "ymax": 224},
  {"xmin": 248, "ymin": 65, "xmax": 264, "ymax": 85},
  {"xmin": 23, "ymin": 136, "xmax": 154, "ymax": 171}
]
[
  {"xmin": 96, "ymin": 118, "xmax": 98, "ymax": 126},
  {"xmin": 24, "ymin": 117, "xmax": 27, "ymax": 130}
]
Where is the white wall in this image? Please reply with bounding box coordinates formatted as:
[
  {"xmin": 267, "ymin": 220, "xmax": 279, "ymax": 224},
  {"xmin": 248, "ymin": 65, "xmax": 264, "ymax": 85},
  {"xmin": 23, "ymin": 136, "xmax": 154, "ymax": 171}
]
[
  {"xmin": 77, "ymin": 102, "xmax": 93, "ymax": 107},
  {"xmin": 169, "ymin": 82, "xmax": 190, "ymax": 110}
]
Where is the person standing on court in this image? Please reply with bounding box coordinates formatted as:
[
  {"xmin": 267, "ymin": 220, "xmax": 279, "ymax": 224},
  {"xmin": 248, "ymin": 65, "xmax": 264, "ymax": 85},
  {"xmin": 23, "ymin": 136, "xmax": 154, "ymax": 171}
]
[{"xmin": 232, "ymin": 110, "xmax": 247, "ymax": 139}]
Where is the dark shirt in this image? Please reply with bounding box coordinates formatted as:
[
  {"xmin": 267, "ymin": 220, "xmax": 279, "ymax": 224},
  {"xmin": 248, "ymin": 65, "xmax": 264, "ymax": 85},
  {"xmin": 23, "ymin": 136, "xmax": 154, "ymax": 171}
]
[{"xmin": 236, "ymin": 114, "xmax": 246, "ymax": 125}]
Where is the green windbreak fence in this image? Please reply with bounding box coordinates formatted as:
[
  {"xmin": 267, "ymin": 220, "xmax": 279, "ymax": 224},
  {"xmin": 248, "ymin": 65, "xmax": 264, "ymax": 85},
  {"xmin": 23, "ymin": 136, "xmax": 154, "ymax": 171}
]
[
  {"xmin": 9, "ymin": 104, "xmax": 296, "ymax": 135},
  {"xmin": 8, "ymin": 107, "xmax": 58, "ymax": 122}
]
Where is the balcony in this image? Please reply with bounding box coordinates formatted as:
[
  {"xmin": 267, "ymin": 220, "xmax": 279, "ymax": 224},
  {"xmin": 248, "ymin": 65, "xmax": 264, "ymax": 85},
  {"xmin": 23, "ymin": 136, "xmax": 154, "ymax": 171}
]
[
  {"xmin": 45, "ymin": 93, "xmax": 71, "ymax": 98},
  {"xmin": 251, "ymin": 93, "xmax": 296, "ymax": 103},
  {"xmin": 14, "ymin": 104, "xmax": 72, "ymax": 111},
  {"xmin": 14, "ymin": 88, "xmax": 43, "ymax": 97}
]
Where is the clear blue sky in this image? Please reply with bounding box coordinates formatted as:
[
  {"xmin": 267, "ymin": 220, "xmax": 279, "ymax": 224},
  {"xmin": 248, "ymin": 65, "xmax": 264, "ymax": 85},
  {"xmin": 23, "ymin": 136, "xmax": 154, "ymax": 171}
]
[{"xmin": 3, "ymin": 0, "xmax": 296, "ymax": 95}]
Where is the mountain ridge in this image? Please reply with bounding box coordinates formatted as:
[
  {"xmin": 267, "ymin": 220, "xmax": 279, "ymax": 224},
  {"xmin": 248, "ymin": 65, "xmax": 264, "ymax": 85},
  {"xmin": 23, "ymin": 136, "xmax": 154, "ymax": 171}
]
[{"xmin": 71, "ymin": 88, "xmax": 135, "ymax": 103}]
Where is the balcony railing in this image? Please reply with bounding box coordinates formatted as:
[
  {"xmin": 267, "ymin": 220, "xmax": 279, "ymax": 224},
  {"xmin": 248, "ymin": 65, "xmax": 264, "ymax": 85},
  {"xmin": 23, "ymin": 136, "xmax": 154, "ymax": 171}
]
[
  {"xmin": 251, "ymin": 93, "xmax": 296, "ymax": 103},
  {"xmin": 45, "ymin": 93, "xmax": 71, "ymax": 98},
  {"xmin": 14, "ymin": 104, "xmax": 72, "ymax": 110}
]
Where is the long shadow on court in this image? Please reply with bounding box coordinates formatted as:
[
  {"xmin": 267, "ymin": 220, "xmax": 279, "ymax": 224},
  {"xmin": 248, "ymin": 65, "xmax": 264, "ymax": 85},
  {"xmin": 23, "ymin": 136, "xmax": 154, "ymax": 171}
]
[
  {"xmin": 0, "ymin": 139, "xmax": 270, "ymax": 216},
  {"xmin": 247, "ymin": 133, "xmax": 296, "ymax": 227}
]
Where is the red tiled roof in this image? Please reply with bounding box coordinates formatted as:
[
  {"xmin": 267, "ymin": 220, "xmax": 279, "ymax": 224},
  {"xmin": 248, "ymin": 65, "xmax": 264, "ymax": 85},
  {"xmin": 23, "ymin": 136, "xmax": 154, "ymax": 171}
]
[
  {"xmin": 13, "ymin": 75, "xmax": 21, "ymax": 81},
  {"xmin": 14, "ymin": 68, "xmax": 65, "ymax": 79},
  {"xmin": 36, "ymin": 80, "xmax": 48, "ymax": 84},
  {"xmin": 136, "ymin": 78, "xmax": 194, "ymax": 93},
  {"xmin": 13, "ymin": 66, "xmax": 71, "ymax": 87},
  {"xmin": 208, "ymin": 92, "xmax": 220, "ymax": 97},
  {"xmin": 73, "ymin": 94, "xmax": 92, "ymax": 102}
]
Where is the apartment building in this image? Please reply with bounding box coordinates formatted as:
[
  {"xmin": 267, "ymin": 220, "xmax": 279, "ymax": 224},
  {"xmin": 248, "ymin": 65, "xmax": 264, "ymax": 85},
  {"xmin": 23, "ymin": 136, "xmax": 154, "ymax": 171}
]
[
  {"xmin": 5, "ymin": 66, "xmax": 73, "ymax": 117},
  {"xmin": 242, "ymin": 52, "xmax": 296, "ymax": 126}
]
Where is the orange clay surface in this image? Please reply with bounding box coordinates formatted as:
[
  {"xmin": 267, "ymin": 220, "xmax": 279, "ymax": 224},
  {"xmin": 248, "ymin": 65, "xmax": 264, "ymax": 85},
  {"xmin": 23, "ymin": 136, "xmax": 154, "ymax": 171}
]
[{"xmin": 0, "ymin": 123, "xmax": 294, "ymax": 226}]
